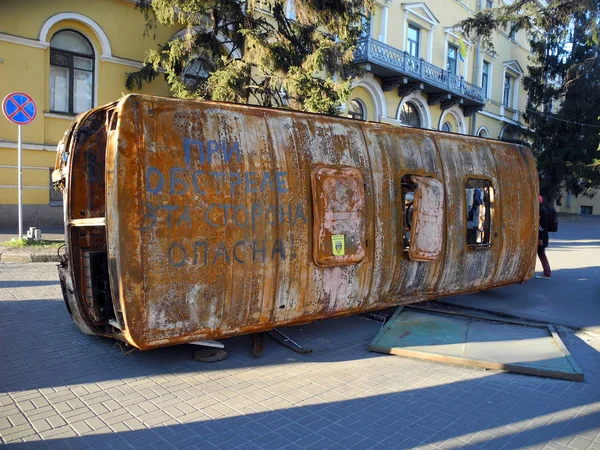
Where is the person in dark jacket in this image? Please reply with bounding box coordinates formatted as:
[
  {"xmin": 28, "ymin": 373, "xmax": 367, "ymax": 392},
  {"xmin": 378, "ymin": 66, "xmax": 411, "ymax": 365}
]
[{"xmin": 537, "ymin": 195, "xmax": 551, "ymax": 279}]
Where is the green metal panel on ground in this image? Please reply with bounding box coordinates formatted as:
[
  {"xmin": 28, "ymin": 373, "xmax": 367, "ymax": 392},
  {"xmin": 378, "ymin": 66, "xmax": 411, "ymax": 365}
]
[{"xmin": 369, "ymin": 306, "xmax": 583, "ymax": 381}]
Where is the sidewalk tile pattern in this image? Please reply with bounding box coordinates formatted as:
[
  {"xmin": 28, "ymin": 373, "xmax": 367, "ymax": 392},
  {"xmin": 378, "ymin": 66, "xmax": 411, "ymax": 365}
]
[{"xmin": 1, "ymin": 262, "xmax": 600, "ymax": 449}]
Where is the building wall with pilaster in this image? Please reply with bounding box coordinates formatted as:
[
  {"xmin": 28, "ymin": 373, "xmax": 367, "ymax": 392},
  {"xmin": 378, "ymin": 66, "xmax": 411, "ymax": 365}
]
[
  {"xmin": 0, "ymin": 0, "xmax": 176, "ymax": 228},
  {"xmin": 0, "ymin": 0, "xmax": 544, "ymax": 228},
  {"xmin": 347, "ymin": 0, "xmax": 532, "ymax": 143}
]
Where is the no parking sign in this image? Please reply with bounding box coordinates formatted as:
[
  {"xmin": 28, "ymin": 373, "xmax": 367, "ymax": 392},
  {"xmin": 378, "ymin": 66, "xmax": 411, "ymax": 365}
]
[
  {"xmin": 2, "ymin": 92, "xmax": 37, "ymax": 125},
  {"xmin": 2, "ymin": 92, "xmax": 38, "ymax": 239}
]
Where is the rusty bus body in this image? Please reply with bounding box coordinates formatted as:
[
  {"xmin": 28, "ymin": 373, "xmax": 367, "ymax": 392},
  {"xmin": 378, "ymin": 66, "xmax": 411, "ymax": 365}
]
[{"xmin": 52, "ymin": 94, "xmax": 538, "ymax": 350}]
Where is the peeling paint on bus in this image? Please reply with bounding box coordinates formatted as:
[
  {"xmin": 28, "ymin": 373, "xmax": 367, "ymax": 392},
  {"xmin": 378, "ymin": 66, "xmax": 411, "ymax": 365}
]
[{"xmin": 53, "ymin": 95, "xmax": 538, "ymax": 350}]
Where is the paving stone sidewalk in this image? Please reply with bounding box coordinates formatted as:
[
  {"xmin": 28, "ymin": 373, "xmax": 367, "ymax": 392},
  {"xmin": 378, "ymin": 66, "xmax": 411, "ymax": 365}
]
[{"xmin": 1, "ymin": 262, "xmax": 600, "ymax": 449}]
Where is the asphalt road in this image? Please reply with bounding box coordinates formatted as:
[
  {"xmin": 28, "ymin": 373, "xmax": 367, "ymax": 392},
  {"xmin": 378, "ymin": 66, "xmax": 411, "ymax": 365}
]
[{"xmin": 443, "ymin": 215, "xmax": 600, "ymax": 334}]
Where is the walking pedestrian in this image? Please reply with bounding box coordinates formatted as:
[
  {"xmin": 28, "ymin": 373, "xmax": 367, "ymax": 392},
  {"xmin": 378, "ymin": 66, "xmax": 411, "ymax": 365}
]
[{"xmin": 537, "ymin": 195, "xmax": 552, "ymax": 279}]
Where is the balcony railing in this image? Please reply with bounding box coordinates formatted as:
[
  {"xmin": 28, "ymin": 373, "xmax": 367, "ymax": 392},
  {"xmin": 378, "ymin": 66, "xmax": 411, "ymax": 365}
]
[{"xmin": 354, "ymin": 37, "xmax": 485, "ymax": 106}]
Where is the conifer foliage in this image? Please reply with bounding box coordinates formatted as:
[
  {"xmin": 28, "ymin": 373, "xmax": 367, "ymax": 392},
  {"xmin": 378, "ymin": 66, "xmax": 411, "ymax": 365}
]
[
  {"xmin": 459, "ymin": 0, "xmax": 600, "ymax": 204},
  {"xmin": 126, "ymin": 0, "xmax": 373, "ymax": 115}
]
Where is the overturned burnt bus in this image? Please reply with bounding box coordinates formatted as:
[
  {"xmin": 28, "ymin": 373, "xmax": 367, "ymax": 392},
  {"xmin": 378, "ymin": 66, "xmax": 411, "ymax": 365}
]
[{"xmin": 52, "ymin": 94, "xmax": 538, "ymax": 350}]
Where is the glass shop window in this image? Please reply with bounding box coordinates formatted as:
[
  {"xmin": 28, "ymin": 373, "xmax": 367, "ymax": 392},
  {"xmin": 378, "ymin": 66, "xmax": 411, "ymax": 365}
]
[
  {"xmin": 401, "ymin": 174, "xmax": 444, "ymax": 261},
  {"xmin": 466, "ymin": 179, "xmax": 494, "ymax": 247}
]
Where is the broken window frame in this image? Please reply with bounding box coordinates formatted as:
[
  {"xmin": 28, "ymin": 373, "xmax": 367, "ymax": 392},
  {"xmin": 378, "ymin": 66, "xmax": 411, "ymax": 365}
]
[
  {"xmin": 400, "ymin": 174, "xmax": 444, "ymax": 262},
  {"xmin": 465, "ymin": 178, "xmax": 494, "ymax": 248},
  {"xmin": 49, "ymin": 168, "xmax": 64, "ymax": 206}
]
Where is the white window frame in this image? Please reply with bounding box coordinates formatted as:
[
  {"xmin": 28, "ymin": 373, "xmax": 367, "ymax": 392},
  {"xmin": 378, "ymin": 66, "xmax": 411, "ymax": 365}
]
[
  {"xmin": 481, "ymin": 60, "xmax": 491, "ymax": 98},
  {"xmin": 49, "ymin": 29, "xmax": 95, "ymax": 115},
  {"xmin": 407, "ymin": 23, "xmax": 421, "ymax": 57},
  {"xmin": 508, "ymin": 22, "xmax": 517, "ymax": 41},
  {"xmin": 443, "ymin": 28, "xmax": 471, "ymax": 80},
  {"xmin": 347, "ymin": 98, "xmax": 367, "ymax": 121},
  {"xmin": 439, "ymin": 105, "xmax": 466, "ymax": 134},
  {"xmin": 477, "ymin": 126, "xmax": 490, "ymax": 138},
  {"xmin": 351, "ymin": 72, "xmax": 386, "ymax": 122},
  {"xmin": 401, "ymin": 3, "xmax": 439, "ymax": 63},
  {"xmin": 501, "ymin": 60, "xmax": 523, "ymax": 121},
  {"xmin": 396, "ymin": 90, "xmax": 432, "ymax": 129},
  {"xmin": 376, "ymin": 0, "xmax": 391, "ymax": 43},
  {"xmin": 447, "ymin": 43, "xmax": 458, "ymax": 74},
  {"xmin": 39, "ymin": 13, "xmax": 112, "ymax": 111}
]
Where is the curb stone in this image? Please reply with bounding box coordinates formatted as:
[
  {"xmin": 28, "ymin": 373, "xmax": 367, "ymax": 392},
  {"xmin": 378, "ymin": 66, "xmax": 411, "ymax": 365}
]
[{"xmin": 0, "ymin": 252, "xmax": 61, "ymax": 263}]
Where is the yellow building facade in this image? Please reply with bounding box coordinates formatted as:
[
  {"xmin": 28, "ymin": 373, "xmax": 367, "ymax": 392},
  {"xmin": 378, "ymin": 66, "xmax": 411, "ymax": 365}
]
[
  {"xmin": 0, "ymin": 0, "xmax": 176, "ymax": 228},
  {"xmin": 347, "ymin": 0, "xmax": 530, "ymax": 142},
  {"xmin": 0, "ymin": 0, "xmax": 534, "ymax": 228},
  {"xmin": 555, "ymin": 190, "xmax": 600, "ymax": 216}
]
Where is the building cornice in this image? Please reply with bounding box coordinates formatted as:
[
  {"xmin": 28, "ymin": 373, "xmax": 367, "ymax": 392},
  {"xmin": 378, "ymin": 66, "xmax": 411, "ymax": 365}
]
[
  {"xmin": 0, "ymin": 185, "xmax": 49, "ymax": 189},
  {"xmin": 99, "ymin": 55, "xmax": 145, "ymax": 68},
  {"xmin": 503, "ymin": 59, "xmax": 524, "ymax": 75},
  {"xmin": 0, "ymin": 165, "xmax": 50, "ymax": 170},
  {"xmin": 0, "ymin": 141, "xmax": 57, "ymax": 152},
  {"xmin": 0, "ymin": 32, "xmax": 49, "ymax": 49},
  {"xmin": 43, "ymin": 113, "xmax": 75, "ymax": 121},
  {"xmin": 0, "ymin": 32, "xmax": 147, "ymax": 69},
  {"xmin": 401, "ymin": 3, "xmax": 440, "ymax": 27},
  {"xmin": 39, "ymin": 13, "xmax": 112, "ymax": 57},
  {"xmin": 479, "ymin": 109, "xmax": 522, "ymax": 127},
  {"xmin": 443, "ymin": 27, "xmax": 472, "ymax": 47}
]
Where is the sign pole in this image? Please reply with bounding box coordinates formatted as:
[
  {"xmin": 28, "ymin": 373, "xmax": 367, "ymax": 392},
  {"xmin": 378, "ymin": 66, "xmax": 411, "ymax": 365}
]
[
  {"xmin": 2, "ymin": 92, "xmax": 37, "ymax": 239},
  {"xmin": 17, "ymin": 124, "xmax": 23, "ymax": 239}
]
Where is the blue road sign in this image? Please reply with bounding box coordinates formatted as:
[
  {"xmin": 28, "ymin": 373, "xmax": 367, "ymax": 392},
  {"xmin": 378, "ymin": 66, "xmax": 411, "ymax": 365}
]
[{"xmin": 2, "ymin": 92, "xmax": 37, "ymax": 125}]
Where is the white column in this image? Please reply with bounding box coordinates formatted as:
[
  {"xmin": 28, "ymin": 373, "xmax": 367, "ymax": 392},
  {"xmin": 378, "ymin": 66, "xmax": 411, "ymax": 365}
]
[
  {"xmin": 379, "ymin": 1, "xmax": 389, "ymax": 43},
  {"xmin": 500, "ymin": 67, "xmax": 507, "ymax": 116},
  {"xmin": 512, "ymin": 76, "xmax": 520, "ymax": 120},
  {"xmin": 443, "ymin": 33, "xmax": 448, "ymax": 68},
  {"xmin": 463, "ymin": 46, "xmax": 470, "ymax": 79},
  {"xmin": 402, "ymin": 11, "xmax": 408, "ymax": 52},
  {"xmin": 487, "ymin": 61, "xmax": 493, "ymax": 99},
  {"xmin": 428, "ymin": 26, "xmax": 435, "ymax": 62}
]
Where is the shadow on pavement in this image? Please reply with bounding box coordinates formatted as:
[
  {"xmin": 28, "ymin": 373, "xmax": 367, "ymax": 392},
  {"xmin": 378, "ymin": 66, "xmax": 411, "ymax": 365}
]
[
  {"xmin": 0, "ymin": 281, "xmax": 63, "ymax": 289},
  {"xmin": 2, "ymin": 373, "xmax": 600, "ymax": 449},
  {"xmin": 442, "ymin": 266, "xmax": 600, "ymax": 334},
  {"xmin": 0, "ymin": 293, "xmax": 599, "ymax": 391},
  {"xmin": 2, "ymin": 261, "xmax": 600, "ymax": 392},
  {"xmin": 550, "ymin": 239, "xmax": 600, "ymax": 249},
  {"xmin": 2, "ymin": 263, "xmax": 600, "ymax": 448}
]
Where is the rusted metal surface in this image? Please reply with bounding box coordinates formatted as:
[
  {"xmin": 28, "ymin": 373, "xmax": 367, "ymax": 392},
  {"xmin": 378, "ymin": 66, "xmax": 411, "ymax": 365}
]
[
  {"xmin": 408, "ymin": 176, "xmax": 444, "ymax": 262},
  {"xmin": 311, "ymin": 165, "xmax": 366, "ymax": 267},
  {"xmin": 53, "ymin": 94, "xmax": 539, "ymax": 350}
]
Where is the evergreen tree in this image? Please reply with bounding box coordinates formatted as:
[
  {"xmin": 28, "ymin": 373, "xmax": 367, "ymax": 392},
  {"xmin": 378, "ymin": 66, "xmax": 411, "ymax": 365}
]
[
  {"xmin": 459, "ymin": 0, "xmax": 600, "ymax": 205},
  {"xmin": 524, "ymin": 15, "xmax": 600, "ymax": 204},
  {"xmin": 126, "ymin": 0, "xmax": 373, "ymax": 115}
]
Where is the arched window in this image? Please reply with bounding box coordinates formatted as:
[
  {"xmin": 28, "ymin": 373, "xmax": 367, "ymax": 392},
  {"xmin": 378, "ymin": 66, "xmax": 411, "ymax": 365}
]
[
  {"xmin": 477, "ymin": 127, "xmax": 490, "ymax": 138},
  {"xmin": 441, "ymin": 121, "xmax": 452, "ymax": 132},
  {"xmin": 50, "ymin": 30, "xmax": 94, "ymax": 114},
  {"xmin": 183, "ymin": 58, "xmax": 211, "ymax": 88},
  {"xmin": 399, "ymin": 101, "xmax": 421, "ymax": 127},
  {"xmin": 347, "ymin": 99, "xmax": 366, "ymax": 121}
]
